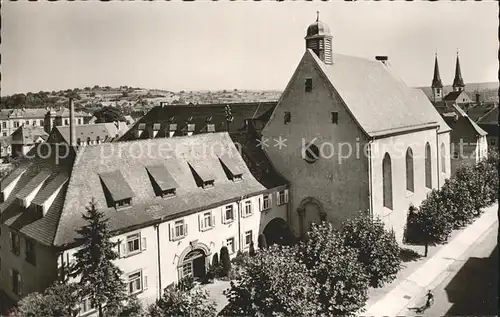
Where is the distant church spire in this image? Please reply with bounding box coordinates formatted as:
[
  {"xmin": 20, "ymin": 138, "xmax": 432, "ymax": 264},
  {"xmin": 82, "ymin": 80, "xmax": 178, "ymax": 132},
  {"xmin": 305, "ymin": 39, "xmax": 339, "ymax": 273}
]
[
  {"xmin": 453, "ymin": 51, "xmax": 465, "ymax": 92},
  {"xmin": 431, "ymin": 52, "xmax": 443, "ymax": 102}
]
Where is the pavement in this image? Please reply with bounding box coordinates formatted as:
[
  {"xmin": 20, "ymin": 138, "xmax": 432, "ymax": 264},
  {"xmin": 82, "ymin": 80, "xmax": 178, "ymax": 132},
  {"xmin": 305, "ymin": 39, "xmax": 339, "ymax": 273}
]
[
  {"xmin": 361, "ymin": 203, "xmax": 498, "ymax": 317},
  {"xmin": 401, "ymin": 223, "xmax": 498, "ymax": 316}
]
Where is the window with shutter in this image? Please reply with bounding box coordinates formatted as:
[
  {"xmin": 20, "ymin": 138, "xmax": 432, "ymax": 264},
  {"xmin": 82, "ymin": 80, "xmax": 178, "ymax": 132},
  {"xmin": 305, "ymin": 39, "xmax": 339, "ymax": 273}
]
[
  {"xmin": 141, "ymin": 237, "xmax": 147, "ymax": 251},
  {"xmin": 143, "ymin": 269, "xmax": 148, "ymax": 290}
]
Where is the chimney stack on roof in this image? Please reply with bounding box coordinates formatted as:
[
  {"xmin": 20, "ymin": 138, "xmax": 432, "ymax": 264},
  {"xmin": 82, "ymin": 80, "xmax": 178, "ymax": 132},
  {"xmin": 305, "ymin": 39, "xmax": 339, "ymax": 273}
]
[
  {"xmin": 375, "ymin": 56, "xmax": 388, "ymax": 64},
  {"xmin": 69, "ymin": 98, "xmax": 76, "ymax": 146}
]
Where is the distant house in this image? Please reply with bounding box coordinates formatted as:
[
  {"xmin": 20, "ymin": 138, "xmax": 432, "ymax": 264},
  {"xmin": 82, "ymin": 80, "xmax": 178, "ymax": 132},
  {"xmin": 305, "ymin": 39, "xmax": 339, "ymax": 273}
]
[
  {"xmin": 0, "ymin": 136, "xmax": 12, "ymax": 160},
  {"xmin": 119, "ymin": 101, "xmax": 277, "ymax": 141},
  {"xmin": 477, "ymin": 105, "xmax": 498, "ymax": 149},
  {"xmin": 441, "ymin": 104, "xmax": 488, "ymax": 174},
  {"xmin": 10, "ymin": 125, "xmax": 49, "ymax": 157},
  {"xmin": 46, "ymin": 122, "xmax": 129, "ymax": 146}
]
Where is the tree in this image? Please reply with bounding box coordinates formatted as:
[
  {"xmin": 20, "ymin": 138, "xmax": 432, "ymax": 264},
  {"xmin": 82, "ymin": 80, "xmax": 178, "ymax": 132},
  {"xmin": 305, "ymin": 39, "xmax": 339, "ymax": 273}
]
[
  {"xmin": 93, "ymin": 106, "xmax": 126, "ymax": 123},
  {"xmin": 115, "ymin": 295, "xmax": 143, "ymax": 317},
  {"xmin": 148, "ymin": 286, "xmax": 216, "ymax": 317},
  {"xmin": 257, "ymin": 234, "xmax": 267, "ymax": 249},
  {"xmin": 339, "ymin": 213, "xmax": 401, "ymax": 288},
  {"xmin": 248, "ymin": 241, "xmax": 256, "ymax": 257},
  {"xmin": 223, "ymin": 245, "xmax": 318, "ymax": 317},
  {"xmin": 297, "ymin": 222, "xmax": 369, "ymax": 315},
  {"xmin": 14, "ymin": 282, "xmax": 79, "ymax": 317},
  {"xmin": 407, "ymin": 190, "xmax": 453, "ymax": 257},
  {"xmin": 70, "ymin": 198, "xmax": 126, "ymax": 317},
  {"xmin": 439, "ymin": 178, "xmax": 475, "ymax": 228},
  {"xmin": 220, "ymin": 246, "xmax": 231, "ymax": 277}
]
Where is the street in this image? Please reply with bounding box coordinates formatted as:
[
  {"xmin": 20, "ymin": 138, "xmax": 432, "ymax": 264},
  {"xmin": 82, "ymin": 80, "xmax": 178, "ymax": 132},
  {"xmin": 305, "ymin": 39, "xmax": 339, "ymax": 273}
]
[{"xmin": 402, "ymin": 222, "xmax": 498, "ymax": 316}]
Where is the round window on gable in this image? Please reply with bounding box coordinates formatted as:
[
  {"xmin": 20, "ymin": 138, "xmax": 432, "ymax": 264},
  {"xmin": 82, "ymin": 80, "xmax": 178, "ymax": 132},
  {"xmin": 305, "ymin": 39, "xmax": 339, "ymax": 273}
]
[{"xmin": 303, "ymin": 142, "xmax": 320, "ymax": 164}]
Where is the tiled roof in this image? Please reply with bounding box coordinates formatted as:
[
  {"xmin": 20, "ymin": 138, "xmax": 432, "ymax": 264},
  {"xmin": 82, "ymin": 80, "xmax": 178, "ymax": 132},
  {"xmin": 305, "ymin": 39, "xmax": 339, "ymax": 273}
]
[
  {"xmin": 477, "ymin": 105, "xmax": 498, "ymax": 124},
  {"xmin": 31, "ymin": 173, "xmax": 69, "ymax": 206},
  {"xmin": 0, "ymin": 108, "xmax": 88, "ymax": 120},
  {"xmin": 443, "ymin": 91, "xmax": 463, "ymax": 102},
  {"xmin": 307, "ymin": 50, "xmax": 449, "ymax": 136},
  {"xmin": 15, "ymin": 170, "xmax": 51, "ymax": 201},
  {"xmin": 51, "ymin": 122, "xmax": 128, "ymax": 144},
  {"xmin": 478, "ymin": 123, "xmax": 498, "ymax": 136},
  {"xmin": 468, "ymin": 117, "xmax": 488, "ymax": 136},
  {"xmin": 11, "ymin": 126, "xmax": 49, "ymax": 145},
  {"xmin": 1, "ymin": 133, "xmax": 287, "ymax": 247},
  {"xmin": 119, "ymin": 102, "xmax": 277, "ymax": 141}
]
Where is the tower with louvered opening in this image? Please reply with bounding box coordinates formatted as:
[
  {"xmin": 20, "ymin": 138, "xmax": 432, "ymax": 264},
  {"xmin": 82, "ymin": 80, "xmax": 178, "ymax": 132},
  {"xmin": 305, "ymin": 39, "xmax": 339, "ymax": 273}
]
[{"xmin": 305, "ymin": 11, "xmax": 333, "ymax": 65}]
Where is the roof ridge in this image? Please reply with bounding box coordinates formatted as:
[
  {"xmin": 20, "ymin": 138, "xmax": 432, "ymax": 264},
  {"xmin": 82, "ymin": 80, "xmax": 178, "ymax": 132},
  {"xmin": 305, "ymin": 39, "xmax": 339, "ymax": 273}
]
[{"xmin": 477, "ymin": 104, "xmax": 498, "ymax": 123}]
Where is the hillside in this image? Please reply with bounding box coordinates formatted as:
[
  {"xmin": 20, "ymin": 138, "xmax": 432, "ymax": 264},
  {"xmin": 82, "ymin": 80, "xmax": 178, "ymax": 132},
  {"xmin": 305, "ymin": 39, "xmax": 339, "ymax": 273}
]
[
  {"xmin": 0, "ymin": 86, "xmax": 282, "ymax": 116},
  {"xmin": 417, "ymin": 82, "xmax": 499, "ymax": 103}
]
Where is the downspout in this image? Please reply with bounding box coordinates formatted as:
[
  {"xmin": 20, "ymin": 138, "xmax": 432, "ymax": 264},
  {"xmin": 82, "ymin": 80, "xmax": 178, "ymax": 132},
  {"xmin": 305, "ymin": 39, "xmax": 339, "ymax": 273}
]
[
  {"xmin": 155, "ymin": 224, "xmax": 162, "ymax": 299},
  {"xmin": 436, "ymin": 126, "xmax": 440, "ymax": 188},
  {"xmin": 368, "ymin": 138, "xmax": 374, "ymax": 218}
]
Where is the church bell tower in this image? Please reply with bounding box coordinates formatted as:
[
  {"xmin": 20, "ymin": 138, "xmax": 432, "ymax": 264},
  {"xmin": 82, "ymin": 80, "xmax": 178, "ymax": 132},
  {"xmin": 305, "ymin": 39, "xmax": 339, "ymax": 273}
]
[
  {"xmin": 431, "ymin": 53, "xmax": 443, "ymax": 102},
  {"xmin": 305, "ymin": 11, "xmax": 333, "ymax": 65}
]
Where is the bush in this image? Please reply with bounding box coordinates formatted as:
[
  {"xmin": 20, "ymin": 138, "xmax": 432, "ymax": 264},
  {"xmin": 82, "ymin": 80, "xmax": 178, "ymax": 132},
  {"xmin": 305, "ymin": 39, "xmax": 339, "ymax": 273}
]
[
  {"xmin": 249, "ymin": 241, "xmax": 256, "ymax": 257},
  {"xmin": 148, "ymin": 286, "xmax": 217, "ymax": 317},
  {"xmin": 177, "ymin": 276, "xmax": 195, "ymax": 292},
  {"xmin": 220, "ymin": 246, "xmax": 231, "ymax": 277},
  {"xmin": 257, "ymin": 234, "xmax": 268, "ymax": 249},
  {"xmin": 15, "ymin": 282, "xmax": 79, "ymax": 317},
  {"xmin": 339, "ymin": 213, "xmax": 401, "ymax": 288},
  {"xmin": 212, "ymin": 253, "xmax": 219, "ymax": 267}
]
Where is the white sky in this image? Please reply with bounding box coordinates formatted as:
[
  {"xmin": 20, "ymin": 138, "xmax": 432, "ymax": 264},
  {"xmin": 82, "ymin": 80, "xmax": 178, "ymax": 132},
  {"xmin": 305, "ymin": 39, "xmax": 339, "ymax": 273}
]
[{"xmin": 1, "ymin": 1, "xmax": 497, "ymax": 95}]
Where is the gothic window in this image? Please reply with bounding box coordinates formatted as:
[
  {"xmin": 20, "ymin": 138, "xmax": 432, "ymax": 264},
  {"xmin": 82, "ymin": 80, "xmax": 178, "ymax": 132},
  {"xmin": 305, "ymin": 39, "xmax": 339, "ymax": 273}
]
[
  {"xmin": 383, "ymin": 153, "xmax": 393, "ymax": 210},
  {"xmin": 440, "ymin": 143, "xmax": 446, "ymax": 173},
  {"xmin": 406, "ymin": 148, "xmax": 414, "ymax": 192},
  {"xmin": 425, "ymin": 143, "xmax": 432, "ymax": 188}
]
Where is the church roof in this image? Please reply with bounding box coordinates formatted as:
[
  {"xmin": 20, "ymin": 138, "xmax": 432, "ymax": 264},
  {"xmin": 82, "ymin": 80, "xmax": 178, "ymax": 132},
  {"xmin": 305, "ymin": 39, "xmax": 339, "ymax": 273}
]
[
  {"xmin": 453, "ymin": 54, "xmax": 465, "ymax": 88},
  {"xmin": 443, "ymin": 91, "xmax": 466, "ymax": 102},
  {"xmin": 307, "ymin": 50, "xmax": 451, "ymax": 136},
  {"xmin": 432, "ymin": 55, "xmax": 443, "ymax": 88}
]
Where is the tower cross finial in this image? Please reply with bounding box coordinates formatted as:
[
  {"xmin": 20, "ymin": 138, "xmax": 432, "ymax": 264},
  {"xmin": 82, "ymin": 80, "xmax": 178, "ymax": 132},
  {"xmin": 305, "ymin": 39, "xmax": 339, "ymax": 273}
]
[{"xmin": 316, "ymin": 10, "xmax": 320, "ymax": 22}]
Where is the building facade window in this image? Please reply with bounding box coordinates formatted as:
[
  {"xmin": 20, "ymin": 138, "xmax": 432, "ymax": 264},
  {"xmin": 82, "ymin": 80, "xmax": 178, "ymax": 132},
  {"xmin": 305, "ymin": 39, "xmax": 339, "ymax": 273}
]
[
  {"xmin": 25, "ymin": 238, "xmax": 36, "ymax": 265},
  {"xmin": 223, "ymin": 205, "xmax": 235, "ymax": 223},
  {"xmin": 127, "ymin": 271, "xmax": 144, "ymax": 295},
  {"xmin": 305, "ymin": 78, "xmax": 313, "ymax": 92},
  {"xmin": 2, "ymin": 122, "xmax": 6, "ymax": 128},
  {"xmin": 115, "ymin": 198, "xmax": 132, "ymax": 209},
  {"xmin": 262, "ymin": 194, "xmax": 271, "ymax": 210},
  {"xmin": 126, "ymin": 233, "xmax": 141, "ymax": 254},
  {"xmin": 182, "ymin": 262, "xmax": 193, "ymax": 278},
  {"xmin": 170, "ymin": 219, "xmax": 187, "ymax": 240},
  {"xmin": 65, "ymin": 119, "xmax": 69, "ymax": 125},
  {"xmin": 80, "ymin": 298, "xmax": 95, "ymax": 315},
  {"xmin": 39, "ymin": 120, "xmax": 44, "ymax": 126},
  {"xmin": 11, "ymin": 269, "xmax": 22, "ymax": 296},
  {"xmin": 243, "ymin": 201, "xmax": 253, "ymax": 217},
  {"xmin": 284, "ymin": 112, "xmax": 291, "ymax": 124},
  {"xmin": 226, "ymin": 237, "xmax": 235, "ymax": 254},
  {"xmin": 10, "ymin": 231, "xmax": 20, "ymax": 256},
  {"xmin": 199, "ymin": 211, "xmax": 215, "ymax": 231},
  {"xmin": 406, "ymin": 148, "xmax": 414, "ymax": 192},
  {"xmin": 244, "ymin": 230, "xmax": 253, "ymax": 249},
  {"xmin": 382, "ymin": 153, "xmax": 393, "ymax": 210},
  {"xmin": 277, "ymin": 189, "xmax": 289, "ymax": 205},
  {"xmin": 331, "ymin": 112, "xmax": 339, "ymax": 124},
  {"xmin": 425, "ymin": 143, "xmax": 432, "ymax": 188},
  {"xmin": 440, "ymin": 143, "xmax": 446, "ymax": 173}
]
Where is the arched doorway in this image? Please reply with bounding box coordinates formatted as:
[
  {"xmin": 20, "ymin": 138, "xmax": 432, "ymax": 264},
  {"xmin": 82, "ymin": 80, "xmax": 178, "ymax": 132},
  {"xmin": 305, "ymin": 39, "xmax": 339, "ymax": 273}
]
[
  {"xmin": 263, "ymin": 218, "xmax": 294, "ymax": 246},
  {"xmin": 298, "ymin": 197, "xmax": 326, "ymax": 237},
  {"xmin": 177, "ymin": 242, "xmax": 210, "ymax": 282}
]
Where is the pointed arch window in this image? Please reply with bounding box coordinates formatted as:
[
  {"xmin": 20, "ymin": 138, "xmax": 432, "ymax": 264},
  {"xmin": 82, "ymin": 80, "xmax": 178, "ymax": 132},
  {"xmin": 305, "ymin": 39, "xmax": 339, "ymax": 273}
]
[
  {"xmin": 440, "ymin": 143, "xmax": 446, "ymax": 173},
  {"xmin": 406, "ymin": 148, "xmax": 414, "ymax": 192},
  {"xmin": 382, "ymin": 153, "xmax": 393, "ymax": 210},
  {"xmin": 425, "ymin": 143, "xmax": 432, "ymax": 189}
]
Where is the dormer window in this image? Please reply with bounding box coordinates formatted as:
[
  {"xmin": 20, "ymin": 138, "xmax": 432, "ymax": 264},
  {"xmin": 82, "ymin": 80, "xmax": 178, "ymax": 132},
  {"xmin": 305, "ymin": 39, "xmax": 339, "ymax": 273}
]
[
  {"xmin": 218, "ymin": 156, "xmax": 243, "ymax": 182},
  {"xmin": 152, "ymin": 123, "xmax": 161, "ymax": 138},
  {"xmin": 115, "ymin": 198, "xmax": 132, "ymax": 209},
  {"xmin": 146, "ymin": 165, "xmax": 178, "ymax": 199},
  {"xmin": 188, "ymin": 162, "xmax": 215, "ymax": 189},
  {"xmin": 99, "ymin": 170, "xmax": 135, "ymax": 210},
  {"xmin": 305, "ymin": 78, "xmax": 313, "ymax": 92},
  {"xmin": 136, "ymin": 123, "xmax": 146, "ymax": 138}
]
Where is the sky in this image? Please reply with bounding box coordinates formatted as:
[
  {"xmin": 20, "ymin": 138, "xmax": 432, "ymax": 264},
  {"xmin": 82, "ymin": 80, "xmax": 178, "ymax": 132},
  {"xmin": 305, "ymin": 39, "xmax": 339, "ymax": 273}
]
[{"xmin": 1, "ymin": 1, "xmax": 498, "ymax": 95}]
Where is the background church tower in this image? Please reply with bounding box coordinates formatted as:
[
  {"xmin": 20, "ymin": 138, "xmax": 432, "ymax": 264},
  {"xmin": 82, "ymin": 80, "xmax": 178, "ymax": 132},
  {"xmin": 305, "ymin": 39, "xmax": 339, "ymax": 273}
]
[
  {"xmin": 305, "ymin": 11, "xmax": 333, "ymax": 65},
  {"xmin": 452, "ymin": 52, "xmax": 465, "ymax": 92},
  {"xmin": 431, "ymin": 53, "xmax": 444, "ymax": 102}
]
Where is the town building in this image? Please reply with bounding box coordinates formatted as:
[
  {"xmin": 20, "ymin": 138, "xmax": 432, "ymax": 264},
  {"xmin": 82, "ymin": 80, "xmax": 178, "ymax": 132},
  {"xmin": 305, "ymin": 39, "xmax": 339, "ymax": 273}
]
[
  {"xmin": 0, "ymin": 101, "xmax": 289, "ymax": 314},
  {"xmin": 120, "ymin": 101, "xmax": 277, "ymax": 141},
  {"xmin": 10, "ymin": 126, "xmax": 49, "ymax": 158},
  {"xmin": 476, "ymin": 105, "xmax": 499, "ymax": 149},
  {"xmin": 262, "ymin": 15, "xmax": 451, "ymax": 243},
  {"xmin": 430, "ymin": 54, "xmax": 489, "ymax": 173},
  {"xmin": 46, "ymin": 122, "xmax": 129, "ymax": 146},
  {"xmin": 0, "ymin": 137, "xmax": 12, "ymax": 161},
  {"xmin": 0, "ymin": 107, "xmax": 88, "ymax": 137}
]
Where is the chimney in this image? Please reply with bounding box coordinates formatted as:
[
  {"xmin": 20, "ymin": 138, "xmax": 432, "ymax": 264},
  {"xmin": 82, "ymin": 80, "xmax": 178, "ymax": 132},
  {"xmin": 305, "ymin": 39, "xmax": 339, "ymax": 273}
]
[
  {"xmin": 375, "ymin": 56, "xmax": 388, "ymax": 65},
  {"xmin": 69, "ymin": 98, "xmax": 76, "ymax": 146},
  {"xmin": 475, "ymin": 92, "xmax": 481, "ymax": 104}
]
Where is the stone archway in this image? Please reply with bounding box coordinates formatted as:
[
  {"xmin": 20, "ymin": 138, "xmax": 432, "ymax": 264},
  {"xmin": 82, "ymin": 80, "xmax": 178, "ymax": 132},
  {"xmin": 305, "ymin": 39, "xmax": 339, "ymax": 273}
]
[
  {"xmin": 263, "ymin": 217, "xmax": 294, "ymax": 246},
  {"xmin": 297, "ymin": 197, "xmax": 326, "ymax": 237},
  {"xmin": 177, "ymin": 241, "xmax": 211, "ymax": 282}
]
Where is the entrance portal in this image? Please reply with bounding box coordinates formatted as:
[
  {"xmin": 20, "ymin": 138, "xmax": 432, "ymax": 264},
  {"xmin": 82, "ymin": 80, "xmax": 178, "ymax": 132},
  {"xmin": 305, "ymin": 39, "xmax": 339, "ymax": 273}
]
[
  {"xmin": 263, "ymin": 218, "xmax": 294, "ymax": 246},
  {"xmin": 298, "ymin": 197, "xmax": 326, "ymax": 237},
  {"xmin": 180, "ymin": 249, "xmax": 206, "ymax": 281}
]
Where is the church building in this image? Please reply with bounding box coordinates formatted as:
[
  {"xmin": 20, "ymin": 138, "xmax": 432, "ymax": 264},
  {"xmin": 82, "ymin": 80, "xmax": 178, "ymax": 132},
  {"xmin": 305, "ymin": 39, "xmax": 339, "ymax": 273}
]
[{"xmin": 262, "ymin": 14, "xmax": 452, "ymax": 243}]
